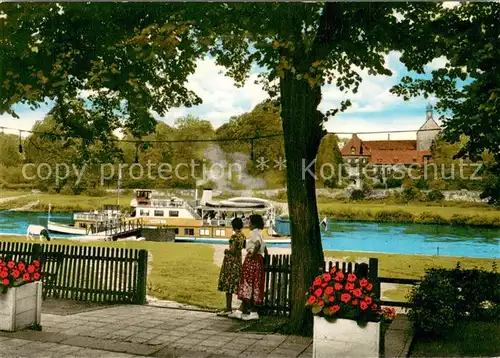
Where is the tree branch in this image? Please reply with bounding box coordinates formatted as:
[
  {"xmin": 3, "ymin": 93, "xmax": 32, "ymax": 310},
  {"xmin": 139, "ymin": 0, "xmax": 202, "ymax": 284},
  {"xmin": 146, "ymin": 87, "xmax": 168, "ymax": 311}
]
[{"xmin": 311, "ymin": 3, "xmax": 345, "ymax": 61}]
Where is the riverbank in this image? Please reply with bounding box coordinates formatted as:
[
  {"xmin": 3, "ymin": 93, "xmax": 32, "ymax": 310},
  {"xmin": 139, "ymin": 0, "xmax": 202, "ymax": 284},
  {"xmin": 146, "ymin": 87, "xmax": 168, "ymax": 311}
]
[{"xmin": 2, "ymin": 190, "xmax": 500, "ymax": 228}]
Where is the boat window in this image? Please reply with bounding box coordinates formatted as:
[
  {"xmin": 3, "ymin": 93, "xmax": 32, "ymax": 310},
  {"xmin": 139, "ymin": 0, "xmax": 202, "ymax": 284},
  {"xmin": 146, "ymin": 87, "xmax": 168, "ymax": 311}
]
[
  {"xmin": 140, "ymin": 210, "xmax": 149, "ymax": 216},
  {"xmin": 154, "ymin": 210, "xmax": 163, "ymax": 217},
  {"xmin": 184, "ymin": 228, "xmax": 194, "ymax": 236},
  {"xmin": 215, "ymin": 229, "xmax": 225, "ymax": 236},
  {"xmin": 199, "ymin": 228, "xmax": 210, "ymax": 236},
  {"xmin": 169, "ymin": 210, "xmax": 179, "ymax": 217}
]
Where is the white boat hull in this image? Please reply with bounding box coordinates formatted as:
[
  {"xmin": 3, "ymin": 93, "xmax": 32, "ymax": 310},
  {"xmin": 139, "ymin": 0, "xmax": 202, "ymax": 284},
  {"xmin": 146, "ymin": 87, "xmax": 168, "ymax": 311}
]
[{"xmin": 47, "ymin": 221, "xmax": 87, "ymax": 235}]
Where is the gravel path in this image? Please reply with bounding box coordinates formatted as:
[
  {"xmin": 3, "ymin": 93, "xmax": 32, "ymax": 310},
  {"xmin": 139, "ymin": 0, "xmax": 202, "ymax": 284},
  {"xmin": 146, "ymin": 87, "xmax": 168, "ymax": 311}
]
[{"xmin": 0, "ymin": 194, "xmax": 30, "ymax": 204}]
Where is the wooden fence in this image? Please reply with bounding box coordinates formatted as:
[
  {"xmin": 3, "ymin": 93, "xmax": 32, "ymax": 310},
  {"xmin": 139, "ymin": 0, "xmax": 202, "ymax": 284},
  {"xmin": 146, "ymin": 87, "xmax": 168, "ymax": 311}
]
[
  {"xmin": 262, "ymin": 254, "xmax": 419, "ymax": 316},
  {"xmin": 0, "ymin": 241, "xmax": 148, "ymax": 305}
]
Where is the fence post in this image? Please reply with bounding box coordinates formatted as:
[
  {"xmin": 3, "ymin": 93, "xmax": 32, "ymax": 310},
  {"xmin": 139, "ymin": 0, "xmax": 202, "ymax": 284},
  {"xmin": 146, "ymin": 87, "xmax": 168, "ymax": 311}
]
[
  {"xmin": 368, "ymin": 258, "xmax": 380, "ymax": 299},
  {"xmin": 31, "ymin": 243, "xmax": 43, "ymax": 261},
  {"xmin": 136, "ymin": 249, "xmax": 148, "ymax": 304}
]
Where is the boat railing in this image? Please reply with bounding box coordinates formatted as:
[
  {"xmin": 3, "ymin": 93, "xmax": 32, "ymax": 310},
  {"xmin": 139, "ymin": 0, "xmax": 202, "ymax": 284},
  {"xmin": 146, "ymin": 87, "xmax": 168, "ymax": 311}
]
[{"xmin": 73, "ymin": 213, "xmax": 117, "ymax": 222}]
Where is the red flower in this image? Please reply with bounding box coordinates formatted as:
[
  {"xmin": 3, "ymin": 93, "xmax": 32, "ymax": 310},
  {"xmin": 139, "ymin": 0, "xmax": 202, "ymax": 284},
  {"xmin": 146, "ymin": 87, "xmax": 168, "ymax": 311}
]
[
  {"xmin": 0, "ymin": 271, "xmax": 7, "ymax": 279},
  {"xmin": 307, "ymin": 295, "xmax": 317, "ymax": 305},
  {"xmin": 314, "ymin": 288, "xmax": 323, "ymax": 297},
  {"xmin": 366, "ymin": 283, "xmax": 373, "ymax": 291},
  {"xmin": 329, "ymin": 266, "xmax": 337, "ymax": 274},
  {"xmin": 360, "ymin": 301, "xmax": 369, "ymax": 311},
  {"xmin": 329, "ymin": 305, "xmax": 340, "ymax": 313},
  {"xmin": 33, "ymin": 272, "xmax": 41, "ymax": 280},
  {"xmin": 325, "ymin": 286, "xmax": 334, "ymax": 295},
  {"xmin": 328, "ymin": 296, "xmax": 335, "ymax": 302},
  {"xmin": 321, "ymin": 283, "xmax": 328, "ymax": 288},
  {"xmin": 313, "ymin": 277, "xmax": 322, "ymax": 286},
  {"xmin": 33, "ymin": 260, "xmax": 40, "ymax": 267},
  {"xmin": 345, "ymin": 282, "xmax": 355, "ymax": 291},
  {"xmin": 364, "ymin": 296, "xmax": 373, "ymax": 304},
  {"xmin": 352, "ymin": 288, "xmax": 362, "ymax": 298},
  {"xmin": 12, "ymin": 269, "xmax": 20, "ymax": 279},
  {"xmin": 371, "ymin": 304, "xmax": 378, "ymax": 311},
  {"xmin": 335, "ymin": 272, "xmax": 344, "ymax": 281},
  {"xmin": 1, "ymin": 278, "xmax": 9, "ymax": 286},
  {"xmin": 322, "ymin": 273, "xmax": 331, "ymax": 282},
  {"xmin": 318, "ymin": 299, "xmax": 325, "ymax": 307},
  {"xmin": 27, "ymin": 265, "xmax": 35, "ymax": 274},
  {"xmin": 7, "ymin": 261, "xmax": 15, "ymax": 269},
  {"xmin": 352, "ymin": 299, "xmax": 359, "ymax": 306},
  {"xmin": 334, "ymin": 283, "xmax": 343, "ymax": 291},
  {"xmin": 17, "ymin": 262, "xmax": 26, "ymax": 271},
  {"xmin": 23, "ymin": 273, "xmax": 31, "ymax": 281},
  {"xmin": 347, "ymin": 273, "xmax": 357, "ymax": 282},
  {"xmin": 359, "ymin": 278, "xmax": 368, "ymax": 287},
  {"xmin": 341, "ymin": 293, "xmax": 351, "ymax": 303}
]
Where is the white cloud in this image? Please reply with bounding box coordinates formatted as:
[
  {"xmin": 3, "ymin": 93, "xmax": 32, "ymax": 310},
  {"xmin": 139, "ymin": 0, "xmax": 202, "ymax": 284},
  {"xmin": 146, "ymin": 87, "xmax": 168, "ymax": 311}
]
[
  {"xmin": 0, "ymin": 111, "xmax": 47, "ymax": 137},
  {"xmin": 425, "ymin": 56, "xmax": 449, "ymax": 72}
]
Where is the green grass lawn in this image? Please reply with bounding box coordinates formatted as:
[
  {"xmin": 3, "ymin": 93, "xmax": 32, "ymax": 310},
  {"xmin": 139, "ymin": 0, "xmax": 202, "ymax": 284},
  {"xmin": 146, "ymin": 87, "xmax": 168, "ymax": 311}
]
[
  {"xmin": 410, "ymin": 321, "xmax": 500, "ymax": 357},
  {"xmin": 318, "ymin": 201, "xmax": 500, "ymax": 219},
  {"xmin": 0, "ymin": 192, "xmax": 134, "ymax": 212},
  {"xmin": 0, "ymin": 189, "xmax": 30, "ymax": 198}
]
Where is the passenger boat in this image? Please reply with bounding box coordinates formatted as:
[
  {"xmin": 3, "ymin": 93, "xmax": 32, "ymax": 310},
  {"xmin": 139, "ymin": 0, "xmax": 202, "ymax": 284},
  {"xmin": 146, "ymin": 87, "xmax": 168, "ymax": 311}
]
[
  {"xmin": 130, "ymin": 189, "xmax": 288, "ymax": 239},
  {"xmin": 47, "ymin": 205, "xmax": 123, "ymax": 235}
]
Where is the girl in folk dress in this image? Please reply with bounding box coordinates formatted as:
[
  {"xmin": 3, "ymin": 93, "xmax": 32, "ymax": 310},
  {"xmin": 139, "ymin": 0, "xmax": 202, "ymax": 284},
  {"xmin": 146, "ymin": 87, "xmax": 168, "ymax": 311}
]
[
  {"xmin": 229, "ymin": 214, "xmax": 266, "ymax": 321},
  {"xmin": 217, "ymin": 218, "xmax": 245, "ymax": 316}
]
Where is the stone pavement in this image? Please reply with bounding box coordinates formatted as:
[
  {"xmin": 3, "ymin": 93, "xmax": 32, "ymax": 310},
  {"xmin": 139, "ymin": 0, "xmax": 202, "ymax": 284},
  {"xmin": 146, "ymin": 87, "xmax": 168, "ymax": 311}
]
[{"xmin": 0, "ymin": 305, "xmax": 312, "ymax": 358}]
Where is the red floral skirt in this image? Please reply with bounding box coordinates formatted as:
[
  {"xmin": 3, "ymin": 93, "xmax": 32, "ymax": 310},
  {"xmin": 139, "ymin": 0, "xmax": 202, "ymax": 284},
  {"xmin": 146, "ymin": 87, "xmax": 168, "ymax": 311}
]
[{"xmin": 237, "ymin": 254, "xmax": 265, "ymax": 305}]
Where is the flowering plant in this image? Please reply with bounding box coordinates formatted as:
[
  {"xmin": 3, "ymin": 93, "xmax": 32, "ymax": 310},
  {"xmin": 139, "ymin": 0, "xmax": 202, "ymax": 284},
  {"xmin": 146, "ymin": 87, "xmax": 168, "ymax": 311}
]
[
  {"xmin": 381, "ymin": 307, "xmax": 396, "ymax": 322},
  {"xmin": 305, "ymin": 267, "xmax": 381, "ymax": 323},
  {"xmin": 0, "ymin": 257, "xmax": 42, "ymax": 294}
]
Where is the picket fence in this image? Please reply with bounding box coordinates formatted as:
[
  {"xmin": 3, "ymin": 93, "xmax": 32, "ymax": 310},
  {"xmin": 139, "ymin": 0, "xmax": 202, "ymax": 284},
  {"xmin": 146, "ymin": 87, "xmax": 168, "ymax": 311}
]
[{"xmin": 0, "ymin": 241, "xmax": 148, "ymax": 304}]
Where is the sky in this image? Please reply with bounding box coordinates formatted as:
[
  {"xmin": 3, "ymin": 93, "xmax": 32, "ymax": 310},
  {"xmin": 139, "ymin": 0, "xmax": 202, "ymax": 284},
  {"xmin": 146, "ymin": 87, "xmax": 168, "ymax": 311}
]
[{"xmin": 0, "ymin": 27, "xmax": 455, "ymax": 142}]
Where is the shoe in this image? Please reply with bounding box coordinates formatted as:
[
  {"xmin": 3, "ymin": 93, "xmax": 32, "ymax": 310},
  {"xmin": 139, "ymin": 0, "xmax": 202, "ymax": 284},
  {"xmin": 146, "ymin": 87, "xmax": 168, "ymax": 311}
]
[
  {"xmin": 216, "ymin": 310, "xmax": 231, "ymax": 317},
  {"xmin": 242, "ymin": 312, "xmax": 259, "ymax": 321},
  {"xmin": 227, "ymin": 310, "xmax": 243, "ymax": 319}
]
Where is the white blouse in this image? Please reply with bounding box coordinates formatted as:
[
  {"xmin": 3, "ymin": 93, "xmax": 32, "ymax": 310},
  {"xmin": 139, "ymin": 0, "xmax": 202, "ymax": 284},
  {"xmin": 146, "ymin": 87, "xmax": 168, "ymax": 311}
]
[{"xmin": 246, "ymin": 228, "xmax": 266, "ymax": 256}]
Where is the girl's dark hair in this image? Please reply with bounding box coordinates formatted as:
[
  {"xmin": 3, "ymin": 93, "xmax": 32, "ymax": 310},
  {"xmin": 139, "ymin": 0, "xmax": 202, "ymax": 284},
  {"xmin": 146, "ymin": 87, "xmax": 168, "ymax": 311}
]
[
  {"xmin": 249, "ymin": 214, "xmax": 264, "ymax": 230},
  {"xmin": 231, "ymin": 217, "xmax": 243, "ymax": 230}
]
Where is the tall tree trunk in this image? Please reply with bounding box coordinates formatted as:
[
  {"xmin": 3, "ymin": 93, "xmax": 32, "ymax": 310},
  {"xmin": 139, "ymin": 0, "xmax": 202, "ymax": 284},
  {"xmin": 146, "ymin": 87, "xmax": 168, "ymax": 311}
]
[{"xmin": 280, "ymin": 70, "xmax": 325, "ymax": 335}]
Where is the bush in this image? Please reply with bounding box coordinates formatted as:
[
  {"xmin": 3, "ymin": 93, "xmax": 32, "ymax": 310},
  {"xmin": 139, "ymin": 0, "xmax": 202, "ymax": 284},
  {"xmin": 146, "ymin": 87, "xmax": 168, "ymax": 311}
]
[
  {"xmin": 350, "ymin": 189, "xmax": 365, "ymax": 201},
  {"xmin": 415, "ymin": 211, "xmax": 446, "ymax": 225},
  {"xmin": 408, "ymin": 270, "xmax": 458, "ymax": 337},
  {"xmin": 400, "ymin": 187, "xmax": 421, "ymax": 203},
  {"xmin": 408, "ymin": 266, "xmax": 500, "ymax": 337},
  {"xmin": 374, "ymin": 210, "xmax": 414, "ymax": 223},
  {"xmin": 426, "ymin": 189, "xmax": 445, "ymax": 202},
  {"xmin": 385, "ymin": 178, "xmax": 403, "ymax": 188}
]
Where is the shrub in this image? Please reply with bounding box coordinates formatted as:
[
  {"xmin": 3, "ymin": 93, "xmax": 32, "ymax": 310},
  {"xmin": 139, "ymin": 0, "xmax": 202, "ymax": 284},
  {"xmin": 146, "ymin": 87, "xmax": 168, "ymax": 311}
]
[
  {"xmin": 408, "ymin": 270, "xmax": 458, "ymax": 337},
  {"xmin": 350, "ymin": 189, "xmax": 365, "ymax": 201},
  {"xmin": 374, "ymin": 210, "xmax": 414, "ymax": 223},
  {"xmin": 59, "ymin": 185, "xmax": 74, "ymax": 195},
  {"xmin": 385, "ymin": 178, "xmax": 403, "ymax": 188},
  {"xmin": 408, "ymin": 266, "xmax": 500, "ymax": 337},
  {"xmin": 401, "ymin": 187, "xmax": 421, "ymax": 202},
  {"xmin": 426, "ymin": 189, "xmax": 445, "ymax": 202},
  {"xmin": 415, "ymin": 211, "xmax": 446, "ymax": 225},
  {"xmin": 415, "ymin": 178, "xmax": 429, "ymax": 190},
  {"xmin": 273, "ymin": 190, "xmax": 288, "ymax": 201}
]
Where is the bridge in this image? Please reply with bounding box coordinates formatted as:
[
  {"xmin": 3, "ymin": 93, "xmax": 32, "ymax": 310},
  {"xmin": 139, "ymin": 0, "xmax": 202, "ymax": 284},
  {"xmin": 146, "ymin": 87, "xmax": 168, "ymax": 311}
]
[{"xmin": 88, "ymin": 218, "xmax": 144, "ymax": 241}]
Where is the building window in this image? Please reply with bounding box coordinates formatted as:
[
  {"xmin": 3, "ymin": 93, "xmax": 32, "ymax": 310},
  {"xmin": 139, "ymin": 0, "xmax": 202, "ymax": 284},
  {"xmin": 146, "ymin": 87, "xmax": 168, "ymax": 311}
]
[
  {"xmin": 215, "ymin": 229, "xmax": 225, "ymax": 237},
  {"xmin": 184, "ymin": 228, "xmax": 194, "ymax": 236},
  {"xmin": 350, "ymin": 147, "xmax": 356, "ymax": 154},
  {"xmin": 174, "ymin": 228, "xmax": 179, "ymax": 235},
  {"xmin": 169, "ymin": 210, "xmax": 179, "ymax": 217},
  {"xmin": 154, "ymin": 210, "xmax": 163, "ymax": 217},
  {"xmin": 199, "ymin": 228, "xmax": 210, "ymax": 236}
]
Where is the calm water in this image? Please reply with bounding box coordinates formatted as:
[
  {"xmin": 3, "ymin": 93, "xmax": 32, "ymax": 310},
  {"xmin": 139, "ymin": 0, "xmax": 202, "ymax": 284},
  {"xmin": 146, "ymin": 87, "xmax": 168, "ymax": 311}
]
[{"xmin": 1, "ymin": 211, "xmax": 499, "ymax": 259}]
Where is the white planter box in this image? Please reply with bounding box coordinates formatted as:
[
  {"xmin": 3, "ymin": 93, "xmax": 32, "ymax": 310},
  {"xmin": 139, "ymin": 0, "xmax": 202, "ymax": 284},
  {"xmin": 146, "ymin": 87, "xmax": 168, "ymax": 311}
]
[
  {"xmin": 313, "ymin": 316, "xmax": 380, "ymax": 358},
  {"xmin": 0, "ymin": 282, "xmax": 42, "ymax": 332}
]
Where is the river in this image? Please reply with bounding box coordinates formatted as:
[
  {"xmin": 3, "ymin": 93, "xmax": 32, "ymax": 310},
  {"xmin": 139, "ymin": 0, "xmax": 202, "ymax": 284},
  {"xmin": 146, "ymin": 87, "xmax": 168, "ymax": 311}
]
[{"xmin": 0, "ymin": 211, "xmax": 498, "ymax": 259}]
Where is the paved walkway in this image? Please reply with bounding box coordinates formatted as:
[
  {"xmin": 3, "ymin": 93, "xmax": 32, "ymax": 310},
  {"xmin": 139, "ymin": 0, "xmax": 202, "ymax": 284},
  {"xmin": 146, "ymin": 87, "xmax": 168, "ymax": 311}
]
[{"xmin": 0, "ymin": 305, "xmax": 312, "ymax": 358}]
